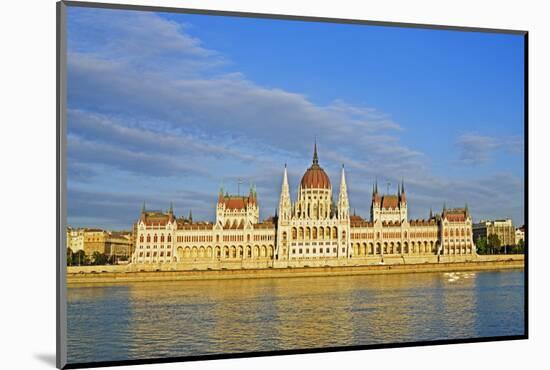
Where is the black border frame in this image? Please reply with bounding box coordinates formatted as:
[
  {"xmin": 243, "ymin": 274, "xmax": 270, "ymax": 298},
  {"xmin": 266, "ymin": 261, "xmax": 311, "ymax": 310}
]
[{"xmin": 56, "ymin": 1, "xmax": 529, "ymax": 368}]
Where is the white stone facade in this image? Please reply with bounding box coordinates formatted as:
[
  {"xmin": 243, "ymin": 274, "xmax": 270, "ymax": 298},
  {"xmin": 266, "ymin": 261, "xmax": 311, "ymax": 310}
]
[{"xmin": 130, "ymin": 145, "xmax": 476, "ymax": 268}]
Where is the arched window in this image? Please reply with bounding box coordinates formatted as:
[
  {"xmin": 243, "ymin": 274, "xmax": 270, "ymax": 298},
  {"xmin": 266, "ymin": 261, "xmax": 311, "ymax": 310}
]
[
  {"xmin": 140, "ymin": 235, "xmax": 144, "ymax": 243},
  {"xmin": 312, "ymin": 227, "xmax": 317, "ymax": 239},
  {"xmin": 292, "ymin": 227, "xmax": 297, "ymax": 240},
  {"xmin": 160, "ymin": 235, "xmax": 165, "ymax": 242},
  {"xmin": 146, "ymin": 234, "xmax": 151, "ymax": 242},
  {"xmin": 167, "ymin": 235, "xmax": 171, "ymax": 242},
  {"xmin": 154, "ymin": 234, "xmax": 158, "ymax": 242}
]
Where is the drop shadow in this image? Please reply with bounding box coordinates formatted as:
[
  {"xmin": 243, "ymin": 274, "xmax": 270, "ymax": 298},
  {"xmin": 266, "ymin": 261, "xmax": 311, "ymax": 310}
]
[{"xmin": 34, "ymin": 353, "xmax": 57, "ymax": 367}]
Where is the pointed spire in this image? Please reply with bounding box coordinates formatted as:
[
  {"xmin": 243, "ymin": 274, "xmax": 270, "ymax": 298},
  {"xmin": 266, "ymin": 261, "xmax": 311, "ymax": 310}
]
[
  {"xmin": 169, "ymin": 202, "xmax": 173, "ymax": 214},
  {"xmin": 443, "ymin": 202, "xmax": 447, "ymax": 212},
  {"xmin": 142, "ymin": 201, "xmax": 146, "ymax": 213},
  {"xmin": 312, "ymin": 139, "xmax": 319, "ymax": 166},
  {"xmin": 430, "ymin": 207, "xmax": 433, "ymax": 219},
  {"xmin": 401, "ymin": 177, "xmax": 405, "ymax": 194},
  {"xmin": 375, "ymin": 178, "xmax": 378, "ymax": 194},
  {"xmin": 188, "ymin": 209, "xmax": 193, "ymax": 222}
]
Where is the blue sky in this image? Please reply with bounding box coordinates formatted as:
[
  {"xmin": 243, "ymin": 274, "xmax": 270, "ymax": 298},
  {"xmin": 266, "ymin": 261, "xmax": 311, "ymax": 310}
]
[{"xmin": 66, "ymin": 6, "xmax": 525, "ymax": 230}]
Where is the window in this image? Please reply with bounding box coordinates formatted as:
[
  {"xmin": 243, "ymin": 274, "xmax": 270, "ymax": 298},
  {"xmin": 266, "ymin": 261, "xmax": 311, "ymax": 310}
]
[
  {"xmin": 167, "ymin": 252, "xmax": 171, "ymax": 257},
  {"xmin": 313, "ymin": 248, "xmax": 316, "ymax": 253},
  {"xmin": 299, "ymin": 249, "xmax": 303, "ymax": 254},
  {"xmin": 333, "ymin": 248, "xmax": 337, "ymax": 253},
  {"xmin": 160, "ymin": 235, "xmax": 165, "ymax": 242},
  {"xmin": 140, "ymin": 235, "xmax": 144, "ymax": 243},
  {"xmin": 147, "ymin": 235, "xmax": 151, "ymax": 242},
  {"xmin": 306, "ymin": 249, "xmax": 309, "ymax": 253},
  {"xmin": 146, "ymin": 252, "xmax": 150, "ymax": 257},
  {"xmin": 292, "ymin": 249, "xmax": 296, "ymax": 254},
  {"xmin": 167, "ymin": 235, "xmax": 171, "ymax": 242},
  {"xmin": 139, "ymin": 252, "xmax": 143, "ymax": 257},
  {"xmin": 326, "ymin": 248, "xmax": 329, "ymax": 253}
]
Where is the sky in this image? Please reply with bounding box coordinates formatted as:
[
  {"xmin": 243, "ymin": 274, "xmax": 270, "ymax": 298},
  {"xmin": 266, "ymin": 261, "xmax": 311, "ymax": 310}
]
[{"xmin": 66, "ymin": 6, "xmax": 525, "ymax": 230}]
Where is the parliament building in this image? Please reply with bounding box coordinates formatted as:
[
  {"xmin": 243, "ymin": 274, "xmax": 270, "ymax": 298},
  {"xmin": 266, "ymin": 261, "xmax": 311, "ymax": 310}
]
[{"xmin": 131, "ymin": 144, "xmax": 476, "ymax": 268}]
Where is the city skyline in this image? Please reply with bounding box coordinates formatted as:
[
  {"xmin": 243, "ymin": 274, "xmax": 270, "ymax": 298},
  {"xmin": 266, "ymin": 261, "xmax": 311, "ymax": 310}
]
[{"xmin": 66, "ymin": 7, "xmax": 525, "ymax": 230}]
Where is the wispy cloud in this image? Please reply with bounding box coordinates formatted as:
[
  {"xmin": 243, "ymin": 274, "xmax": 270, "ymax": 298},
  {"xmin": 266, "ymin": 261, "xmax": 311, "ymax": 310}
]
[
  {"xmin": 66, "ymin": 7, "xmax": 525, "ymax": 228},
  {"xmin": 456, "ymin": 133, "xmax": 523, "ymax": 165}
]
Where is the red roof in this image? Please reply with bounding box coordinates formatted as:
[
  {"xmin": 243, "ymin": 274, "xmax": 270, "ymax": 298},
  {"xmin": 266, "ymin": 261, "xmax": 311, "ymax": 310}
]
[
  {"xmin": 443, "ymin": 208, "xmax": 467, "ymax": 222},
  {"xmin": 381, "ymin": 195, "xmax": 399, "ymax": 209},
  {"xmin": 301, "ymin": 165, "xmax": 331, "ymax": 189},
  {"xmin": 219, "ymin": 195, "xmax": 256, "ymax": 210}
]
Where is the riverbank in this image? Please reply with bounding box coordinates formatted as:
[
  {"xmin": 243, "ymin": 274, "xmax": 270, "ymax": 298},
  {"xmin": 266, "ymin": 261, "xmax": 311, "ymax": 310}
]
[{"xmin": 67, "ymin": 255, "xmax": 524, "ymax": 285}]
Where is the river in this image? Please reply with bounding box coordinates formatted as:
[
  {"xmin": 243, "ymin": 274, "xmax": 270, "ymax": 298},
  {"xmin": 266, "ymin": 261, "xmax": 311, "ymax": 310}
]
[{"xmin": 67, "ymin": 269, "xmax": 524, "ymax": 364}]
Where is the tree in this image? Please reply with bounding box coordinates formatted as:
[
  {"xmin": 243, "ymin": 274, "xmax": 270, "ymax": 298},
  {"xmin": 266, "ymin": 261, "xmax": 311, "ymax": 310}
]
[
  {"xmin": 67, "ymin": 248, "xmax": 74, "ymax": 266},
  {"xmin": 91, "ymin": 251, "xmax": 108, "ymax": 265},
  {"xmin": 475, "ymin": 237, "xmax": 488, "ymax": 255},
  {"xmin": 487, "ymin": 233, "xmax": 501, "ymax": 255},
  {"xmin": 516, "ymin": 239, "xmax": 525, "ymax": 254},
  {"xmin": 71, "ymin": 250, "xmax": 87, "ymax": 265}
]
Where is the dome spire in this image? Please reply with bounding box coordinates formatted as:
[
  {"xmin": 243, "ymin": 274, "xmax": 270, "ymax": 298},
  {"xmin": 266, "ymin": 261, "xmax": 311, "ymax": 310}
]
[{"xmin": 312, "ymin": 138, "xmax": 319, "ymax": 166}]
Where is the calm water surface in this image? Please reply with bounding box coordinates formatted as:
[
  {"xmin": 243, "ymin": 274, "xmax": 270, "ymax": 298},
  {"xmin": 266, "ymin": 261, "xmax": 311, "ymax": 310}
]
[{"xmin": 67, "ymin": 269, "xmax": 524, "ymax": 363}]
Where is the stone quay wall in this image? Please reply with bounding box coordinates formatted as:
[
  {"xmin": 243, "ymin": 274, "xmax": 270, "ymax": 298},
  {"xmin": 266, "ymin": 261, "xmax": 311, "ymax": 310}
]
[{"xmin": 67, "ymin": 254, "xmax": 524, "ymax": 284}]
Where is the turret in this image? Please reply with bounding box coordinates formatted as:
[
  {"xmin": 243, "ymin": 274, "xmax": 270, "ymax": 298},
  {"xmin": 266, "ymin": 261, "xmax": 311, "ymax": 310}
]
[
  {"xmin": 337, "ymin": 165, "xmax": 349, "ymax": 219},
  {"xmin": 278, "ymin": 164, "xmax": 292, "ymax": 221}
]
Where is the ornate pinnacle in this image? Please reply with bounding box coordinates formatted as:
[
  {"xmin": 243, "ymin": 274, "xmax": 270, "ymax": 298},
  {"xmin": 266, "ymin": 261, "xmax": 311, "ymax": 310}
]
[{"xmin": 312, "ymin": 139, "xmax": 319, "ymax": 165}]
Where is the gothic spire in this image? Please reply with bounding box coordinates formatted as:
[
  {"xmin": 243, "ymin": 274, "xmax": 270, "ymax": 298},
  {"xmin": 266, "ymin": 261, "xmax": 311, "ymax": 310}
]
[
  {"xmin": 312, "ymin": 139, "xmax": 319, "ymax": 166},
  {"xmin": 401, "ymin": 177, "xmax": 405, "ymax": 194},
  {"xmin": 169, "ymin": 202, "xmax": 173, "ymax": 214},
  {"xmin": 188, "ymin": 209, "xmax": 193, "ymax": 222},
  {"xmin": 141, "ymin": 201, "xmax": 146, "ymax": 213}
]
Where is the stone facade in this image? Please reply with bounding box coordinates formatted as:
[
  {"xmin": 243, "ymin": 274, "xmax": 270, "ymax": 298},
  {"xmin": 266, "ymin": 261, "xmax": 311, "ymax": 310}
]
[
  {"xmin": 130, "ymin": 144, "xmax": 476, "ymax": 268},
  {"xmin": 473, "ymin": 219, "xmax": 516, "ymax": 247}
]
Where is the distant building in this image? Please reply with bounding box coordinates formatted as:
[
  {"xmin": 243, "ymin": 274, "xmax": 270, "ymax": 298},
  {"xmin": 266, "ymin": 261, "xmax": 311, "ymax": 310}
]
[
  {"xmin": 67, "ymin": 228, "xmax": 133, "ymax": 260},
  {"xmin": 473, "ymin": 219, "xmax": 516, "ymax": 246},
  {"xmin": 515, "ymin": 225, "xmax": 525, "ymax": 245},
  {"xmin": 131, "ymin": 143, "xmax": 476, "ymax": 267},
  {"xmin": 66, "ymin": 227, "xmax": 84, "ymax": 252},
  {"xmin": 105, "ymin": 231, "xmax": 133, "ymax": 261}
]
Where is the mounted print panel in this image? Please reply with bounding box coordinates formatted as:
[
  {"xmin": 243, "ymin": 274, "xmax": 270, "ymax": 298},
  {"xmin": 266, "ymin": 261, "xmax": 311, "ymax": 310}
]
[{"xmin": 57, "ymin": 1, "xmax": 527, "ymax": 368}]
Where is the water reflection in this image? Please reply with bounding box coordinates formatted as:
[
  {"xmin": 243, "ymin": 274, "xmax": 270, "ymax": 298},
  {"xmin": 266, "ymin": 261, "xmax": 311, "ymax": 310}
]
[{"xmin": 67, "ymin": 270, "xmax": 524, "ymax": 364}]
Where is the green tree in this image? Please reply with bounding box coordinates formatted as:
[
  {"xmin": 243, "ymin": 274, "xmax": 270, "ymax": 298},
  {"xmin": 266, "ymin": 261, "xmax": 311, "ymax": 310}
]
[
  {"xmin": 67, "ymin": 248, "xmax": 73, "ymax": 266},
  {"xmin": 72, "ymin": 250, "xmax": 87, "ymax": 265},
  {"xmin": 487, "ymin": 233, "xmax": 501, "ymax": 255},
  {"xmin": 91, "ymin": 251, "xmax": 108, "ymax": 265},
  {"xmin": 475, "ymin": 237, "xmax": 488, "ymax": 255},
  {"xmin": 516, "ymin": 239, "xmax": 525, "ymax": 254}
]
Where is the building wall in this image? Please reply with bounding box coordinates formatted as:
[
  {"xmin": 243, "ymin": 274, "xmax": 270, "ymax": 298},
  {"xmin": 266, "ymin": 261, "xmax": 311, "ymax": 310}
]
[{"xmin": 473, "ymin": 219, "xmax": 516, "ymax": 246}]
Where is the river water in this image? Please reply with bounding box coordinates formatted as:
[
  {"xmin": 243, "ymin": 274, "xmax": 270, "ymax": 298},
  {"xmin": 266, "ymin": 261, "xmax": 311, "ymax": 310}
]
[{"xmin": 67, "ymin": 269, "xmax": 524, "ymax": 364}]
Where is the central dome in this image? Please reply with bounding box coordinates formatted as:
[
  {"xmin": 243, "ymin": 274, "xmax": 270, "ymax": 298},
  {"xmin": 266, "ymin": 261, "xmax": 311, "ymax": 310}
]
[{"xmin": 300, "ymin": 142, "xmax": 331, "ymax": 189}]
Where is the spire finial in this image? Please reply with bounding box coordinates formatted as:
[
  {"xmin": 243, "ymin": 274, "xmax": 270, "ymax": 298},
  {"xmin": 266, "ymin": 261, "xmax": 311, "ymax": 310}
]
[
  {"xmin": 401, "ymin": 177, "xmax": 405, "ymax": 194},
  {"xmin": 142, "ymin": 201, "xmax": 146, "ymax": 213},
  {"xmin": 313, "ymin": 138, "xmax": 319, "ymax": 165},
  {"xmin": 430, "ymin": 207, "xmax": 433, "ymax": 219},
  {"xmin": 169, "ymin": 202, "xmax": 173, "ymax": 213},
  {"xmin": 189, "ymin": 209, "xmax": 193, "ymax": 222}
]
